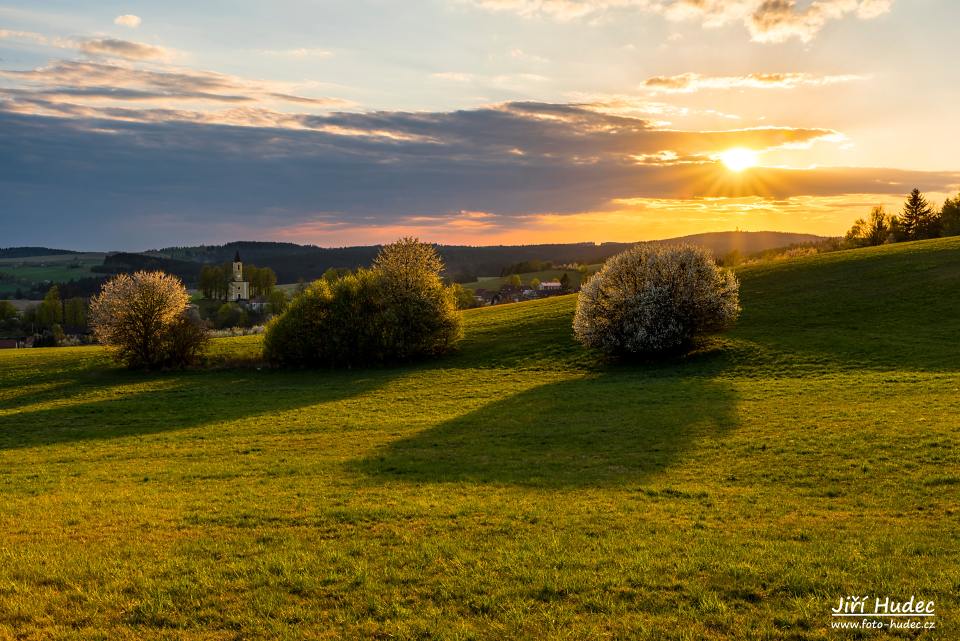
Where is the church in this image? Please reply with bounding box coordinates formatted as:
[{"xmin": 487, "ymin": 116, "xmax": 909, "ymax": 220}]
[{"xmin": 228, "ymin": 251, "xmax": 250, "ymax": 302}]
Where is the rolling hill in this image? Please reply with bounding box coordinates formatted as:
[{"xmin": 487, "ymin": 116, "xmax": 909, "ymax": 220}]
[
  {"xmin": 0, "ymin": 232, "xmax": 826, "ymax": 298},
  {"xmin": 1, "ymin": 236, "xmax": 957, "ymax": 638}
]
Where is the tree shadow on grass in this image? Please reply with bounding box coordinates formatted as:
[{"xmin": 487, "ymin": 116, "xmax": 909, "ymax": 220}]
[
  {"xmin": 351, "ymin": 366, "xmax": 738, "ymax": 488},
  {"xmin": 0, "ymin": 367, "xmax": 397, "ymax": 450}
]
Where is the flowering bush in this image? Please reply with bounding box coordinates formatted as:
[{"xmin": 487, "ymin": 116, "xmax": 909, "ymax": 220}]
[
  {"xmin": 573, "ymin": 244, "xmax": 740, "ymax": 356},
  {"xmin": 90, "ymin": 271, "xmax": 208, "ymax": 369}
]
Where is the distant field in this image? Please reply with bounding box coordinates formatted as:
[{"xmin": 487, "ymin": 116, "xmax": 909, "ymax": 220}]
[
  {"xmin": 0, "ymin": 252, "xmax": 105, "ymax": 294},
  {"xmin": 1, "ymin": 238, "xmax": 959, "ymax": 638},
  {"xmin": 460, "ymin": 265, "xmax": 600, "ymax": 291}
]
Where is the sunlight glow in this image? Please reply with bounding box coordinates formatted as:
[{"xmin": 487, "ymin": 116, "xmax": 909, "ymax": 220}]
[{"xmin": 719, "ymin": 148, "xmax": 759, "ymax": 172}]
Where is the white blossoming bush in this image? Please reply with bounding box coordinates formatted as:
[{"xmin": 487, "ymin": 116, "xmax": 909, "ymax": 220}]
[{"xmin": 573, "ymin": 244, "xmax": 740, "ymax": 356}]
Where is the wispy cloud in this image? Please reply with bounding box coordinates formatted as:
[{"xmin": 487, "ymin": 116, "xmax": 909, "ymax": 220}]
[
  {"xmin": 0, "ymin": 60, "xmax": 349, "ymax": 116},
  {"xmin": 79, "ymin": 38, "xmax": 170, "ymax": 61},
  {"xmin": 466, "ymin": 0, "xmax": 894, "ymax": 43},
  {"xmin": 257, "ymin": 47, "xmax": 333, "ymax": 58},
  {"xmin": 642, "ymin": 71, "xmax": 866, "ymax": 93}
]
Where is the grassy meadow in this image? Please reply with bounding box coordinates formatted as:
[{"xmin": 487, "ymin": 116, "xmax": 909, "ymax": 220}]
[
  {"xmin": 458, "ymin": 265, "xmax": 599, "ymax": 291},
  {"xmin": 0, "ymin": 253, "xmax": 105, "ymax": 296},
  {"xmin": 1, "ymin": 238, "xmax": 959, "ymax": 639}
]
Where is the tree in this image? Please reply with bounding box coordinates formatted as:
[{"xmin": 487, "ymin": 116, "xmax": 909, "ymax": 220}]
[
  {"xmin": 322, "ymin": 267, "xmax": 352, "ymax": 282},
  {"xmin": 941, "ymin": 194, "xmax": 960, "ymax": 237},
  {"xmin": 268, "ymin": 288, "xmax": 289, "ymax": 315},
  {"xmin": 265, "ymin": 238, "xmax": 461, "ymax": 367},
  {"xmin": 0, "ymin": 301, "xmax": 16, "ymax": 321},
  {"xmin": 865, "ymin": 206, "xmax": 892, "ymax": 246},
  {"xmin": 899, "ymin": 188, "xmax": 939, "ymax": 240},
  {"xmin": 507, "ymin": 274, "xmax": 522, "ymax": 287},
  {"xmin": 559, "ymin": 273, "xmax": 572, "ymax": 292},
  {"xmin": 247, "ymin": 265, "xmax": 277, "ymax": 299},
  {"xmin": 573, "ymin": 244, "xmax": 740, "ymax": 357},
  {"xmin": 89, "ymin": 271, "xmax": 208, "ymax": 369},
  {"xmin": 373, "ymin": 237, "xmax": 462, "ymax": 360},
  {"xmin": 530, "ymin": 278, "xmax": 541, "ymax": 290},
  {"xmin": 216, "ymin": 302, "xmax": 248, "ymax": 328},
  {"xmin": 451, "ymin": 283, "xmax": 477, "ymax": 309},
  {"xmin": 36, "ymin": 286, "xmax": 63, "ymax": 328},
  {"xmin": 199, "ymin": 265, "xmax": 218, "ymax": 299},
  {"xmin": 0, "ymin": 301, "xmax": 20, "ymax": 336},
  {"xmin": 64, "ymin": 298, "xmax": 87, "ymax": 332},
  {"xmin": 845, "ymin": 217, "xmax": 868, "ymax": 247},
  {"xmin": 847, "ymin": 206, "xmax": 892, "ymax": 247}
]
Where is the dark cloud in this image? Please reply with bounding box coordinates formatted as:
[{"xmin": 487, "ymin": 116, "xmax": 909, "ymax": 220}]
[{"xmin": 0, "ymin": 102, "xmax": 956, "ymax": 249}]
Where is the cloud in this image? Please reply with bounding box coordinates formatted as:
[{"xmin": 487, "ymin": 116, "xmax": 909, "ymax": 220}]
[
  {"xmin": 642, "ymin": 71, "xmax": 866, "ymax": 92},
  {"xmin": 0, "ymin": 60, "xmax": 349, "ymax": 115},
  {"xmin": 79, "ymin": 38, "xmax": 170, "ymax": 61},
  {"xmin": 745, "ymin": 0, "xmax": 895, "ymax": 42},
  {"xmin": 1, "ymin": 100, "xmax": 955, "ymax": 248},
  {"xmin": 432, "ymin": 71, "xmax": 475, "ymax": 82},
  {"xmin": 257, "ymin": 47, "xmax": 333, "ymax": 58},
  {"xmin": 0, "ymin": 28, "xmax": 75, "ymax": 49},
  {"xmin": 113, "ymin": 14, "xmax": 142, "ymax": 28},
  {"xmin": 466, "ymin": 0, "xmax": 894, "ymax": 43}
]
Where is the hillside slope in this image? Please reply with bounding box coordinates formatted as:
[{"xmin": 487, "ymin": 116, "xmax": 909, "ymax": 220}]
[{"xmin": 1, "ymin": 237, "xmax": 958, "ymax": 639}]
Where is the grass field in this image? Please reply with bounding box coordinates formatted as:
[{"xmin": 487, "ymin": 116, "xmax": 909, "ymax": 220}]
[
  {"xmin": 1, "ymin": 238, "xmax": 959, "ymax": 639},
  {"xmin": 458, "ymin": 265, "xmax": 599, "ymax": 291},
  {"xmin": 0, "ymin": 253, "xmax": 105, "ymax": 295}
]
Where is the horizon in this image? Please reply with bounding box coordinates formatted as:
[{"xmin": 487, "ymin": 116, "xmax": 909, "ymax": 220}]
[
  {"xmin": 2, "ymin": 1, "xmax": 959, "ymax": 248},
  {"xmin": 3, "ymin": 229, "xmax": 828, "ymax": 255}
]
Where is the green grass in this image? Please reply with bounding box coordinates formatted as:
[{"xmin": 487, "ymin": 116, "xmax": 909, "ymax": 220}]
[
  {"xmin": 459, "ymin": 265, "xmax": 599, "ymax": 291},
  {"xmin": 2, "ymin": 238, "xmax": 960, "ymax": 639},
  {"xmin": 0, "ymin": 253, "xmax": 105, "ymax": 295}
]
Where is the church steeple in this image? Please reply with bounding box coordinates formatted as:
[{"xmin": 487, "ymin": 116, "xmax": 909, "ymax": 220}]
[{"xmin": 234, "ymin": 250, "xmax": 241, "ymax": 263}]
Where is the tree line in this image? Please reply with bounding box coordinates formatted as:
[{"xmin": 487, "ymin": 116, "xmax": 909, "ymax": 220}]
[
  {"xmin": 846, "ymin": 189, "xmax": 960, "ymax": 247},
  {"xmin": 0, "ymin": 284, "xmax": 89, "ymax": 345},
  {"xmin": 198, "ymin": 263, "xmax": 278, "ymax": 300}
]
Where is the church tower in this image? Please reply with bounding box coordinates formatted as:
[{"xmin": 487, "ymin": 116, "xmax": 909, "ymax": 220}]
[{"xmin": 228, "ymin": 250, "xmax": 250, "ymax": 301}]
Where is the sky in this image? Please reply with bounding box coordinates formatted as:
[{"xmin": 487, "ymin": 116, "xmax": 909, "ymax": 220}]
[{"xmin": 1, "ymin": 0, "xmax": 958, "ymax": 250}]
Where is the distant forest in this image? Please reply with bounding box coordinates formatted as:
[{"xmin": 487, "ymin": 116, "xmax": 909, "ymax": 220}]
[{"xmin": 2, "ymin": 231, "xmax": 824, "ymax": 298}]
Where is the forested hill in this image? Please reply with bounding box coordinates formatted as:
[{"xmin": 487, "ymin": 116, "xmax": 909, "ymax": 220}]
[
  {"xmin": 146, "ymin": 232, "xmax": 825, "ymax": 283},
  {"xmin": 2, "ymin": 231, "xmax": 827, "ymax": 293},
  {"xmin": 0, "ymin": 247, "xmax": 78, "ymax": 259}
]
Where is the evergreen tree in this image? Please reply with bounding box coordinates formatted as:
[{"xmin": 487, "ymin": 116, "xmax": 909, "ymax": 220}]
[
  {"xmin": 899, "ymin": 188, "xmax": 939, "ymax": 240},
  {"xmin": 941, "ymin": 194, "xmax": 960, "ymax": 237}
]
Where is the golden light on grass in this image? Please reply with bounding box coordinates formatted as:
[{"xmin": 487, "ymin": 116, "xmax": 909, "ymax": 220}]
[{"xmin": 719, "ymin": 148, "xmax": 759, "ymax": 172}]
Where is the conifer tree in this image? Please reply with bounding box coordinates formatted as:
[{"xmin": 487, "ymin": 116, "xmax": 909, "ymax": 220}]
[
  {"xmin": 899, "ymin": 188, "xmax": 939, "ymax": 240},
  {"xmin": 941, "ymin": 194, "xmax": 960, "ymax": 237}
]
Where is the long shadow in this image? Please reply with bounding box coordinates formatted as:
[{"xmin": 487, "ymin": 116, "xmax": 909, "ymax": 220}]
[
  {"xmin": 352, "ymin": 367, "xmax": 738, "ymax": 488},
  {"xmin": 0, "ymin": 366, "xmax": 398, "ymax": 450}
]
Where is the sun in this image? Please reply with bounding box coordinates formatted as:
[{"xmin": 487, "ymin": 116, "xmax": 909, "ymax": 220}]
[{"xmin": 719, "ymin": 148, "xmax": 759, "ymax": 172}]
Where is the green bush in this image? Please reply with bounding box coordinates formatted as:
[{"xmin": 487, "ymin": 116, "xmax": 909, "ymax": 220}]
[
  {"xmin": 216, "ymin": 302, "xmax": 248, "ymax": 329},
  {"xmin": 264, "ymin": 239, "xmax": 462, "ymax": 367}
]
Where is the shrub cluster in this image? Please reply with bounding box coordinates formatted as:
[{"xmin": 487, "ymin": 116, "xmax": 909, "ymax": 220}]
[
  {"xmin": 89, "ymin": 271, "xmax": 209, "ymax": 369},
  {"xmin": 263, "ymin": 238, "xmax": 462, "ymax": 367},
  {"xmin": 573, "ymin": 244, "xmax": 740, "ymax": 357}
]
